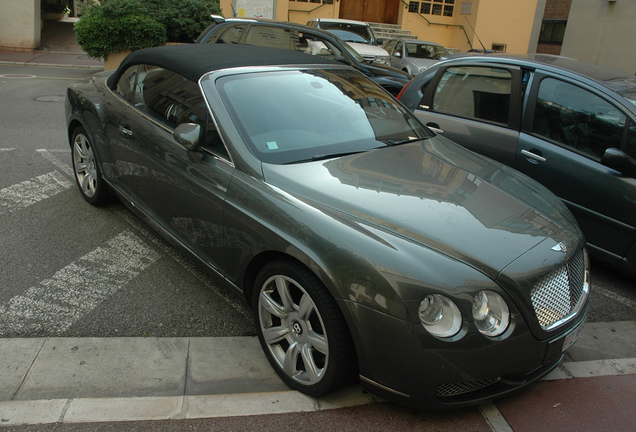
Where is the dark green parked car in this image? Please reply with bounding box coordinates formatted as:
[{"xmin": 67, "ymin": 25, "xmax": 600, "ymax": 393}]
[
  {"xmin": 65, "ymin": 44, "xmax": 589, "ymax": 409},
  {"xmin": 398, "ymin": 54, "xmax": 636, "ymax": 275}
]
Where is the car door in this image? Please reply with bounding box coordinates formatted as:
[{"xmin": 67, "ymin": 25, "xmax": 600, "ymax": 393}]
[
  {"xmin": 517, "ymin": 73, "xmax": 636, "ymax": 265},
  {"xmin": 412, "ymin": 63, "xmax": 524, "ymax": 167},
  {"xmin": 390, "ymin": 41, "xmax": 406, "ymax": 71},
  {"xmin": 110, "ymin": 65, "xmax": 234, "ymax": 273}
]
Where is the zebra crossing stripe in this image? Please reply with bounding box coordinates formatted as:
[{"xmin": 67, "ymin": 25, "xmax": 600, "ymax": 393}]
[
  {"xmin": 0, "ymin": 171, "xmax": 72, "ymax": 215},
  {"xmin": 0, "ymin": 231, "xmax": 160, "ymax": 336}
]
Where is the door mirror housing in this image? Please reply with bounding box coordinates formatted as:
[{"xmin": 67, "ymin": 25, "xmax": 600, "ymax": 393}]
[
  {"xmin": 173, "ymin": 123, "xmax": 203, "ymax": 151},
  {"xmin": 601, "ymin": 147, "xmax": 636, "ymax": 177}
]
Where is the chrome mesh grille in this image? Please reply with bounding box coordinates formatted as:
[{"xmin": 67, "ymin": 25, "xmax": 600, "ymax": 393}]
[
  {"xmin": 435, "ymin": 377, "xmax": 500, "ymax": 397},
  {"xmin": 531, "ymin": 249, "xmax": 588, "ymax": 330}
]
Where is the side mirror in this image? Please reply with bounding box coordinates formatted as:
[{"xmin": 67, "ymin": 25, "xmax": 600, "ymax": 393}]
[
  {"xmin": 173, "ymin": 123, "xmax": 203, "ymax": 151},
  {"xmin": 601, "ymin": 147, "xmax": 635, "ymax": 177},
  {"xmin": 376, "ymin": 38, "xmax": 384, "ymax": 46},
  {"xmin": 395, "ymin": 51, "xmax": 402, "ymax": 58}
]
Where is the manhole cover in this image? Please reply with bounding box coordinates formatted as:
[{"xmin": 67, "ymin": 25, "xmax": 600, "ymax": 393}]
[
  {"xmin": 0, "ymin": 74, "xmax": 37, "ymax": 78},
  {"xmin": 35, "ymin": 95, "xmax": 65, "ymax": 102}
]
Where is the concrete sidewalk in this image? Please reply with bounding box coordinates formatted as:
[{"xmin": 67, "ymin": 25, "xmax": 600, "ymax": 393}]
[{"xmin": 1, "ymin": 322, "xmax": 635, "ymax": 428}]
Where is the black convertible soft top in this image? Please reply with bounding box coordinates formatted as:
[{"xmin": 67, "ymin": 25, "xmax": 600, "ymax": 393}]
[{"xmin": 106, "ymin": 43, "xmax": 342, "ymax": 89}]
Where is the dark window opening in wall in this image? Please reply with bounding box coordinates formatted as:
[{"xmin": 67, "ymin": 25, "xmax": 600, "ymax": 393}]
[
  {"xmin": 539, "ymin": 20, "xmax": 567, "ymax": 44},
  {"xmin": 413, "ymin": 0, "xmax": 454, "ymax": 16},
  {"xmin": 492, "ymin": 43, "xmax": 507, "ymax": 52}
]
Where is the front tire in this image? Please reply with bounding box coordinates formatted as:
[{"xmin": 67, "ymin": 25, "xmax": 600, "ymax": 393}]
[
  {"xmin": 252, "ymin": 259, "xmax": 357, "ymax": 397},
  {"xmin": 71, "ymin": 126, "xmax": 111, "ymax": 206}
]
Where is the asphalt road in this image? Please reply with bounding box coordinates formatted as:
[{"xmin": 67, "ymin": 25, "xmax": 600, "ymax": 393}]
[{"xmin": 0, "ymin": 64, "xmax": 634, "ymax": 341}]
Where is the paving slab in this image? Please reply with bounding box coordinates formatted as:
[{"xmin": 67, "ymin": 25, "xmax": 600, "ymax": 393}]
[
  {"xmin": 0, "ymin": 339, "xmax": 44, "ymax": 400},
  {"xmin": 187, "ymin": 336, "xmax": 288, "ymax": 395},
  {"xmin": 13, "ymin": 338, "xmax": 188, "ymax": 401},
  {"xmin": 565, "ymin": 320, "xmax": 636, "ymax": 361}
]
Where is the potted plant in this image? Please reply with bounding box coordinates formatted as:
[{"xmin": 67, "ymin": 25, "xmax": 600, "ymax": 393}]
[{"xmin": 74, "ymin": 0, "xmax": 221, "ymax": 69}]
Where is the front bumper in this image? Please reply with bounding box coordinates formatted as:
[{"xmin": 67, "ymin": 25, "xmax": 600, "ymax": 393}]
[{"xmin": 341, "ymin": 296, "xmax": 589, "ymax": 409}]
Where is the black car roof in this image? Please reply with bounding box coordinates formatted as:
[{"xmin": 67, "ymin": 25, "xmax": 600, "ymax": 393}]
[{"xmin": 107, "ymin": 43, "xmax": 341, "ymax": 89}]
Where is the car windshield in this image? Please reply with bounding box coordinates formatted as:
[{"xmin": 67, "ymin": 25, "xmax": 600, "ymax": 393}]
[
  {"xmin": 318, "ymin": 22, "xmax": 373, "ymax": 44},
  {"xmin": 406, "ymin": 43, "xmax": 449, "ymax": 60},
  {"xmin": 204, "ymin": 68, "xmax": 432, "ymax": 164},
  {"xmin": 327, "ymin": 30, "xmax": 368, "ymax": 44}
]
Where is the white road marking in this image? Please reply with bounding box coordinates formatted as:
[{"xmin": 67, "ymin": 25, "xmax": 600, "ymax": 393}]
[
  {"xmin": 0, "ymin": 148, "xmax": 16, "ymax": 151},
  {"xmin": 0, "ymin": 171, "xmax": 72, "ymax": 215},
  {"xmin": 0, "ymin": 231, "xmax": 160, "ymax": 335},
  {"xmin": 480, "ymin": 403, "xmax": 514, "ymax": 432},
  {"xmin": 36, "ymin": 148, "xmax": 73, "ymax": 177},
  {"xmin": 113, "ymin": 207, "xmax": 252, "ymax": 321},
  {"xmin": 595, "ymin": 286, "xmax": 636, "ymax": 311}
]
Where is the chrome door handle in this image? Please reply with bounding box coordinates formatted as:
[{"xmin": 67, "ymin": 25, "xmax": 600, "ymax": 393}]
[
  {"xmin": 521, "ymin": 149, "xmax": 546, "ymax": 163},
  {"xmin": 120, "ymin": 126, "xmax": 133, "ymax": 137}
]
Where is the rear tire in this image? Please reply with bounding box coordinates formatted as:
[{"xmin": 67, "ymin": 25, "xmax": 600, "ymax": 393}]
[
  {"xmin": 252, "ymin": 259, "xmax": 357, "ymax": 396},
  {"xmin": 71, "ymin": 126, "xmax": 111, "ymax": 206}
]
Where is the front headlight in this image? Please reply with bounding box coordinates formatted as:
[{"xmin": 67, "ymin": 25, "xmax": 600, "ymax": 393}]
[
  {"xmin": 374, "ymin": 56, "xmax": 390, "ymax": 65},
  {"xmin": 472, "ymin": 291, "xmax": 510, "ymax": 337},
  {"xmin": 419, "ymin": 294, "xmax": 462, "ymax": 338}
]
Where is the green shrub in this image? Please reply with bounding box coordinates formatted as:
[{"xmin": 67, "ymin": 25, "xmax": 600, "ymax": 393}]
[{"xmin": 74, "ymin": 0, "xmax": 222, "ymax": 59}]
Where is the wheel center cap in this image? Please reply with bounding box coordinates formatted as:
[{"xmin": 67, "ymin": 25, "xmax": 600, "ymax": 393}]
[{"xmin": 291, "ymin": 321, "xmax": 303, "ymax": 336}]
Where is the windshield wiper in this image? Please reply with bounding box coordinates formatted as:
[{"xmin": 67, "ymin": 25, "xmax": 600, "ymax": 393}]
[
  {"xmin": 382, "ymin": 137, "xmax": 430, "ymax": 146},
  {"xmin": 288, "ymin": 149, "xmax": 372, "ymax": 164}
]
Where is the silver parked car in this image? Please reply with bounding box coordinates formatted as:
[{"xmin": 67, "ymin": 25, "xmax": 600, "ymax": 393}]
[{"xmin": 383, "ymin": 38, "xmax": 449, "ymax": 75}]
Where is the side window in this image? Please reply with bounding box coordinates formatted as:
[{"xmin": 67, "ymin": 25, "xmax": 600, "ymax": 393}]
[
  {"xmin": 626, "ymin": 120, "xmax": 636, "ymax": 159},
  {"xmin": 394, "ymin": 41, "xmax": 403, "ymax": 56},
  {"xmin": 384, "ymin": 40, "xmax": 396, "ymax": 54},
  {"xmin": 244, "ymin": 25, "xmax": 295, "ymax": 50},
  {"xmin": 214, "ymin": 24, "xmax": 246, "ymax": 44},
  {"xmin": 433, "ymin": 66, "xmax": 512, "ymax": 125},
  {"xmin": 532, "ymin": 78, "xmax": 626, "ymax": 159},
  {"xmin": 135, "ymin": 66, "xmax": 229, "ymax": 159},
  {"xmin": 115, "ymin": 65, "xmax": 139, "ymax": 101}
]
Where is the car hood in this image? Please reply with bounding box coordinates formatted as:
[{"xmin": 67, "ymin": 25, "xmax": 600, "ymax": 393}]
[
  {"xmin": 360, "ymin": 61, "xmax": 411, "ymax": 81},
  {"xmin": 347, "ymin": 42, "xmax": 389, "ymax": 57},
  {"xmin": 262, "ymin": 137, "xmax": 579, "ymax": 279}
]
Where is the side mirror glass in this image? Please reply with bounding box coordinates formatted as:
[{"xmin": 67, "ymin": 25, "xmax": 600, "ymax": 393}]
[
  {"xmin": 601, "ymin": 147, "xmax": 636, "ymax": 177},
  {"xmin": 173, "ymin": 123, "xmax": 203, "ymax": 151}
]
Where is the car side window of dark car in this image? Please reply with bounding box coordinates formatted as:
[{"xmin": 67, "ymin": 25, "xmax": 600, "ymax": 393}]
[
  {"xmin": 238, "ymin": 25, "xmax": 340, "ymax": 59},
  {"xmin": 115, "ymin": 65, "xmax": 139, "ymax": 102},
  {"xmin": 532, "ymin": 77, "xmax": 625, "ymax": 159},
  {"xmin": 134, "ymin": 65, "xmax": 229, "ymax": 159},
  {"xmin": 626, "ymin": 121, "xmax": 636, "ymax": 159},
  {"xmin": 214, "ymin": 24, "xmax": 246, "ymax": 44},
  {"xmin": 432, "ymin": 66, "xmax": 513, "ymax": 125}
]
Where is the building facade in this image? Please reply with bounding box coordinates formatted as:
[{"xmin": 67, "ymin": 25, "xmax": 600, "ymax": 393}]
[{"xmin": 1, "ymin": 1, "xmax": 634, "ymax": 75}]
